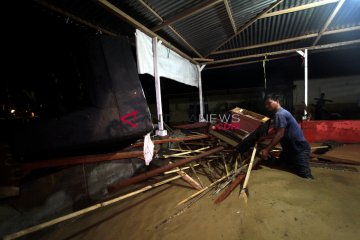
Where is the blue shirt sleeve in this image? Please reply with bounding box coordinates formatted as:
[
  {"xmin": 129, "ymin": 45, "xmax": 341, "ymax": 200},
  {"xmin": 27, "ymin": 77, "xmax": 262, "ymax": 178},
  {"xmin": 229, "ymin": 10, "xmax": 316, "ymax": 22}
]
[{"xmin": 275, "ymin": 112, "xmax": 287, "ymax": 129}]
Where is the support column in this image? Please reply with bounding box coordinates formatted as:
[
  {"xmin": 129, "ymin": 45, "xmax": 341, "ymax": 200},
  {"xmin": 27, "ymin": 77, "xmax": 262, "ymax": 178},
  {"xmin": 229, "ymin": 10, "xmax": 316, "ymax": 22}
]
[
  {"xmin": 197, "ymin": 65, "xmax": 206, "ymax": 122},
  {"xmin": 304, "ymin": 49, "xmax": 308, "ymax": 118},
  {"xmin": 296, "ymin": 49, "xmax": 309, "ymax": 119},
  {"xmin": 152, "ymin": 37, "xmax": 167, "ymax": 136}
]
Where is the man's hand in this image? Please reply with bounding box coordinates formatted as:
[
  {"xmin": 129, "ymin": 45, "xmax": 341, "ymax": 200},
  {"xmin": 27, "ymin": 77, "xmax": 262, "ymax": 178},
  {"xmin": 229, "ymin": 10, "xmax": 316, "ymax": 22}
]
[{"xmin": 260, "ymin": 148, "xmax": 270, "ymax": 160}]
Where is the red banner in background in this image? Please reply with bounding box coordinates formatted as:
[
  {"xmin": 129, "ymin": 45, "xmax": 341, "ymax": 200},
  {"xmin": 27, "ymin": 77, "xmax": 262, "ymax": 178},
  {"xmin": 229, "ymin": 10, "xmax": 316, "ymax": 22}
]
[{"xmin": 301, "ymin": 120, "xmax": 360, "ymax": 143}]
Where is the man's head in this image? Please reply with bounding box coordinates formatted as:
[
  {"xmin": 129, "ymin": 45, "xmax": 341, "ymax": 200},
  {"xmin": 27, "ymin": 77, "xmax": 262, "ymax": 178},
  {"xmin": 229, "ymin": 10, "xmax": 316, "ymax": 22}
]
[{"xmin": 264, "ymin": 93, "xmax": 281, "ymax": 112}]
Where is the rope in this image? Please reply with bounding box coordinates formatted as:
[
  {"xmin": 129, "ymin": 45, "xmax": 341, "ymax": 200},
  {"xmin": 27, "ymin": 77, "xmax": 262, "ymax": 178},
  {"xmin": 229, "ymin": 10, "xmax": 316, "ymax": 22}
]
[{"xmin": 262, "ymin": 55, "xmax": 267, "ymax": 90}]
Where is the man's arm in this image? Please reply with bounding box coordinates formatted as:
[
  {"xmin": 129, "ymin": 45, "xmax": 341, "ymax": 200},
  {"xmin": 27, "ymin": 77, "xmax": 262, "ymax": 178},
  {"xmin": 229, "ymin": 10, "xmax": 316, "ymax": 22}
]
[{"xmin": 260, "ymin": 128, "xmax": 285, "ymax": 160}]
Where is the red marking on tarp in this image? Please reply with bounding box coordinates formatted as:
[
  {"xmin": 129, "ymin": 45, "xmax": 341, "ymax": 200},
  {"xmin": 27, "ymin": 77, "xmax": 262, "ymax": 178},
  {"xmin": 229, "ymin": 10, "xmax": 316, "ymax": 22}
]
[{"xmin": 120, "ymin": 110, "xmax": 139, "ymax": 128}]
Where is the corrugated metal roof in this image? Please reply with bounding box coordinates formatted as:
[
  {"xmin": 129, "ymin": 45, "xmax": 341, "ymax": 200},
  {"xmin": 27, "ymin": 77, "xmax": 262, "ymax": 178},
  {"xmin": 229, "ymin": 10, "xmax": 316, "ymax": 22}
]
[
  {"xmin": 216, "ymin": 3, "xmax": 337, "ymax": 52},
  {"xmin": 34, "ymin": 0, "xmax": 360, "ymax": 67},
  {"xmin": 270, "ymin": 0, "xmax": 324, "ymax": 11},
  {"xmin": 329, "ymin": 0, "xmax": 360, "ymax": 28},
  {"xmin": 172, "ymin": 3, "xmax": 234, "ymax": 56},
  {"xmin": 229, "ymin": 0, "xmax": 277, "ymax": 28},
  {"xmin": 145, "ymin": 0, "xmax": 207, "ymax": 20}
]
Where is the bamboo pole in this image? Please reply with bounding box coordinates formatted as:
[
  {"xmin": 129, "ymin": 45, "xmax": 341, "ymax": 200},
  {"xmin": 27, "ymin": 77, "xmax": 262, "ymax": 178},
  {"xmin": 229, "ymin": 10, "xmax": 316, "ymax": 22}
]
[
  {"xmin": 3, "ymin": 175, "xmax": 181, "ymax": 240},
  {"xmin": 163, "ymin": 146, "xmax": 210, "ymax": 158},
  {"xmin": 177, "ymin": 174, "xmax": 229, "ymax": 206},
  {"xmin": 239, "ymin": 143, "xmax": 258, "ymax": 203}
]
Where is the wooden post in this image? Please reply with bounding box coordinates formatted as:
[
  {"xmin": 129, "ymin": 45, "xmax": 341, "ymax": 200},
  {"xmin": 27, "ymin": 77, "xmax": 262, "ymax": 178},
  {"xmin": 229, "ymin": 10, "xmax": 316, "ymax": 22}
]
[
  {"xmin": 198, "ymin": 64, "xmax": 206, "ymax": 122},
  {"xmin": 152, "ymin": 37, "xmax": 167, "ymax": 136}
]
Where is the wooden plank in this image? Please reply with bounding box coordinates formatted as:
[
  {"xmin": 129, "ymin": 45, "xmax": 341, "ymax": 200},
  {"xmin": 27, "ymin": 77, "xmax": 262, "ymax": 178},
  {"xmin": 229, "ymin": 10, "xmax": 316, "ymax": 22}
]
[
  {"xmin": 131, "ymin": 134, "xmax": 210, "ymax": 147},
  {"xmin": 223, "ymin": 0, "xmax": 237, "ymax": 34},
  {"xmin": 260, "ymin": 0, "xmax": 339, "ymax": 19},
  {"xmin": 21, "ymin": 151, "xmax": 144, "ymax": 175},
  {"xmin": 193, "ymin": 58, "xmax": 214, "ymax": 62},
  {"xmin": 311, "ymin": 144, "xmax": 360, "ymax": 165}
]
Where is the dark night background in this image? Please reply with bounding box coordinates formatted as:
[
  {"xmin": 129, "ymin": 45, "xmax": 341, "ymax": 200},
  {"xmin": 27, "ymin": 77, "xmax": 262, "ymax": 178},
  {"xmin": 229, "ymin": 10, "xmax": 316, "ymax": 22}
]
[{"xmin": 2, "ymin": 1, "xmax": 360, "ymax": 124}]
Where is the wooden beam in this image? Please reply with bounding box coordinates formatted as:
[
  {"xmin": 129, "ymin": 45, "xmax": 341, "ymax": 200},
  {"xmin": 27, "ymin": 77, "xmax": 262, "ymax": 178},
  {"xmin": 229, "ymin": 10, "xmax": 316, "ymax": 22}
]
[
  {"xmin": 312, "ymin": 0, "xmax": 346, "ymax": 46},
  {"xmin": 193, "ymin": 58, "xmax": 214, "ymax": 62},
  {"xmin": 21, "ymin": 151, "xmax": 144, "ymax": 175},
  {"xmin": 206, "ymin": 0, "xmax": 284, "ymax": 56},
  {"xmin": 151, "ymin": 0, "xmax": 223, "ymax": 32},
  {"xmin": 205, "ymin": 55, "xmax": 292, "ymax": 70},
  {"xmin": 138, "ymin": 0, "xmax": 203, "ymax": 57},
  {"xmin": 223, "ymin": 0, "xmax": 237, "ymax": 34},
  {"xmin": 131, "ymin": 134, "xmax": 210, "ymax": 147},
  {"xmin": 260, "ymin": 0, "xmax": 339, "ymax": 19},
  {"xmin": 34, "ymin": 0, "xmax": 117, "ymax": 36},
  {"xmin": 211, "ymin": 25, "xmax": 360, "ymax": 55},
  {"xmin": 206, "ymin": 39, "xmax": 360, "ymax": 65},
  {"xmin": 97, "ymin": 0, "xmax": 198, "ymax": 64}
]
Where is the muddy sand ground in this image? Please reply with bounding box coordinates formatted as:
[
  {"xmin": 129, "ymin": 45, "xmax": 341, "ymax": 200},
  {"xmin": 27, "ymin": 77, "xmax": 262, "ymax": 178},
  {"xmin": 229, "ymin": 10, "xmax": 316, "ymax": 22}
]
[{"xmin": 39, "ymin": 162, "xmax": 360, "ymax": 240}]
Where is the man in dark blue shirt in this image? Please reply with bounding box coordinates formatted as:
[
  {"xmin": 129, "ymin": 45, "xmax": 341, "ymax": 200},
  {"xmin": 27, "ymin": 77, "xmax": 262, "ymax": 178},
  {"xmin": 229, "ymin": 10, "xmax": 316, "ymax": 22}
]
[{"xmin": 260, "ymin": 94, "xmax": 314, "ymax": 179}]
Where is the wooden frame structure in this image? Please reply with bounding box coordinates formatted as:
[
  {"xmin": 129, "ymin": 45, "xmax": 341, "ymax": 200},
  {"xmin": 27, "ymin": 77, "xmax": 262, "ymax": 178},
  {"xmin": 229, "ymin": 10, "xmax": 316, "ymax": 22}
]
[
  {"xmin": 34, "ymin": 0, "xmax": 360, "ymax": 121},
  {"xmin": 35, "ymin": 0, "xmax": 360, "ymax": 69}
]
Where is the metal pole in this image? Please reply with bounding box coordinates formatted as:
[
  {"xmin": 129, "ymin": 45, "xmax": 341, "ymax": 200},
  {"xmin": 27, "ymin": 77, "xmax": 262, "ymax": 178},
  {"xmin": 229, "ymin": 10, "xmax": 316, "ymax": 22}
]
[
  {"xmin": 152, "ymin": 37, "xmax": 167, "ymax": 136},
  {"xmin": 304, "ymin": 49, "xmax": 308, "ymax": 118},
  {"xmin": 296, "ymin": 49, "xmax": 309, "ymax": 119},
  {"xmin": 197, "ymin": 65, "xmax": 206, "ymax": 122}
]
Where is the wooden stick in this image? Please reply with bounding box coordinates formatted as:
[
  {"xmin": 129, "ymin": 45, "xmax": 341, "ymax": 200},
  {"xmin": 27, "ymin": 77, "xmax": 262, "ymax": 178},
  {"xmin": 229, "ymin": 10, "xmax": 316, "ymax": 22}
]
[
  {"xmin": 170, "ymin": 161, "xmax": 202, "ymax": 190},
  {"xmin": 3, "ymin": 175, "xmax": 181, "ymax": 240},
  {"xmin": 239, "ymin": 144, "xmax": 258, "ymax": 203},
  {"xmin": 177, "ymin": 174, "xmax": 229, "ymax": 206},
  {"xmin": 163, "ymin": 146, "xmax": 210, "ymax": 158},
  {"xmin": 189, "ymin": 163, "xmax": 204, "ymax": 188},
  {"xmin": 131, "ymin": 134, "xmax": 209, "ymax": 147},
  {"xmin": 164, "ymin": 164, "xmax": 200, "ymax": 174},
  {"xmin": 214, "ymin": 172, "xmax": 246, "ymax": 204},
  {"xmin": 21, "ymin": 151, "xmax": 144, "ymax": 176}
]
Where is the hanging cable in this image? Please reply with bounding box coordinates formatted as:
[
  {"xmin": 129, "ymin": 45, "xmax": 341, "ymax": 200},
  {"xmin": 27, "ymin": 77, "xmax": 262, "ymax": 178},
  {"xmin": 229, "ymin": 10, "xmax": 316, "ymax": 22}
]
[{"xmin": 262, "ymin": 55, "xmax": 267, "ymax": 90}]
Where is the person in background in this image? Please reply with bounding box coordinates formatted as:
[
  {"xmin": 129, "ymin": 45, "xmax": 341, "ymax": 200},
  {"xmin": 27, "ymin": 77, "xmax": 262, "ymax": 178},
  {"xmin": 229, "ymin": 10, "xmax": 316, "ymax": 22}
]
[
  {"xmin": 260, "ymin": 94, "xmax": 314, "ymax": 179},
  {"xmin": 314, "ymin": 93, "xmax": 333, "ymax": 120}
]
